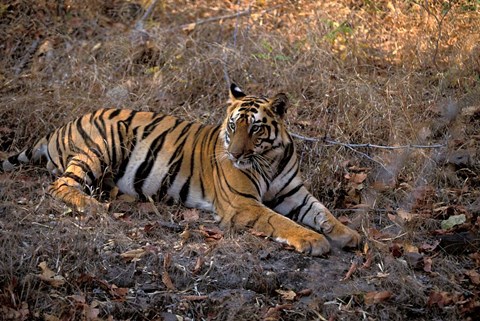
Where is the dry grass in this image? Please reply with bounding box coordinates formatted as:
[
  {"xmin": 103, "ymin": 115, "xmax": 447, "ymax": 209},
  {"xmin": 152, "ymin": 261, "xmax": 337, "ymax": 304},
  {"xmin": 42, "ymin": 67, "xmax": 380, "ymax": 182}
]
[{"xmin": 1, "ymin": 0, "xmax": 480, "ymax": 320}]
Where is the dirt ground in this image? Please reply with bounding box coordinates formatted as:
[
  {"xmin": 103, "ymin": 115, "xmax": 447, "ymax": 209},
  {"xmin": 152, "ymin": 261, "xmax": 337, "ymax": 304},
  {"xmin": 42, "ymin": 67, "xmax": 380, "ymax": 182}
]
[{"xmin": 1, "ymin": 1, "xmax": 479, "ymax": 320}]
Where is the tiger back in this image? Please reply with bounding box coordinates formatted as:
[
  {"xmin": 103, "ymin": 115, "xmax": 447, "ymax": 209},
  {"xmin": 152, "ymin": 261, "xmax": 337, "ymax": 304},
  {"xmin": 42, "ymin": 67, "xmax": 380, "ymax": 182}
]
[{"xmin": 1, "ymin": 84, "xmax": 361, "ymax": 256}]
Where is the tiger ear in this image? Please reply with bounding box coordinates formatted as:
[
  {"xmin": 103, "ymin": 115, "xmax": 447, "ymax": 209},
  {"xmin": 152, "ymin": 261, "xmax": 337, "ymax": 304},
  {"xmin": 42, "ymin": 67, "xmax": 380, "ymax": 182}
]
[
  {"xmin": 229, "ymin": 83, "xmax": 246, "ymax": 100},
  {"xmin": 271, "ymin": 93, "xmax": 288, "ymax": 118}
]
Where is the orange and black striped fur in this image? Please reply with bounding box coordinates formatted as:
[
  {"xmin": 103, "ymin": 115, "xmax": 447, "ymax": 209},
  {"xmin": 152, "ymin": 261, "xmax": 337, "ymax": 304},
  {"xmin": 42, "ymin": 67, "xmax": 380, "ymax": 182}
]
[{"xmin": 2, "ymin": 84, "xmax": 360, "ymax": 255}]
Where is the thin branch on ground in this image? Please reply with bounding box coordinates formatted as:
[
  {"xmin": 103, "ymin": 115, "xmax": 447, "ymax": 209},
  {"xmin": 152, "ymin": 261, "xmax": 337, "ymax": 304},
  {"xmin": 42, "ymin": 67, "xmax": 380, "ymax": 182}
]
[
  {"xmin": 178, "ymin": 5, "xmax": 283, "ymax": 31},
  {"xmin": 290, "ymin": 133, "xmax": 446, "ymax": 150},
  {"xmin": 14, "ymin": 38, "xmax": 40, "ymax": 76},
  {"xmin": 135, "ymin": 0, "xmax": 160, "ymax": 31}
]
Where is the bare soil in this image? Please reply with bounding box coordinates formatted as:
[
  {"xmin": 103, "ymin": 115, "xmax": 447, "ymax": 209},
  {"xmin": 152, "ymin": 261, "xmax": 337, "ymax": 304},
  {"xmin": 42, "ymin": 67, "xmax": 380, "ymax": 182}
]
[{"xmin": 1, "ymin": 1, "xmax": 479, "ymax": 320}]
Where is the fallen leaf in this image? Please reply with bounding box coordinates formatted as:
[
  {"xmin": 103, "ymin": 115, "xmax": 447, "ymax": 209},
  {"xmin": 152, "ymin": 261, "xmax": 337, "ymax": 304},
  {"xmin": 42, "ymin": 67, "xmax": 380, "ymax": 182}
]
[
  {"xmin": 362, "ymin": 250, "xmax": 373, "ymax": 269},
  {"xmin": 389, "ymin": 242, "xmax": 403, "ymax": 258},
  {"xmin": 387, "ymin": 213, "xmax": 403, "ymax": 226},
  {"xmin": 199, "ymin": 225, "xmax": 224, "ymax": 241},
  {"xmin": 368, "ymin": 227, "xmax": 392, "ymax": 240},
  {"xmin": 37, "ymin": 262, "xmax": 66, "ymax": 287},
  {"xmin": 342, "ymin": 256, "xmax": 362, "ymax": 281},
  {"xmin": 427, "ymin": 291, "xmax": 454, "ymax": 308},
  {"xmin": 182, "ymin": 208, "xmax": 200, "ymax": 222},
  {"xmin": 43, "ymin": 314, "xmax": 60, "ymax": 321},
  {"xmin": 404, "ymin": 243, "xmax": 419, "ymax": 253},
  {"xmin": 68, "ymin": 294, "xmax": 86, "ymax": 304},
  {"xmin": 180, "ymin": 229, "xmax": 191, "ymax": 242},
  {"xmin": 275, "ymin": 289, "xmax": 297, "ymax": 301},
  {"xmin": 404, "ymin": 252, "xmax": 424, "ymax": 270},
  {"xmin": 364, "ymin": 291, "xmax": 392, "ymax": 305},
  {"xmin": 397, "ymin": 208, "xmax": 414, "ymax": 222},
  {"xmin": 338, "ymin": 215, "xmax": 352, "ymax": 224},
  {"xmin": 469, "ymin": 252, "xmax": 480, "ymax": 267},
  {"xmin": 182, "ymin": 295, "xmax": 208, "ymax": 301},
  {"xmin": 423, "ymin": 256, "xmax": 433, "ymax": 273},
  {"xmin": 182, "ymin": 23, "xmax": 196, "ymax": 32},
  {"xmin": 84, "ymin": 305, "xmax": 100, "ymax": 320},
  {"xmin": 192, "ymin": 256, "xmax": 204, "ymax": 275},
  {"xmin": 296, "ymin": 288, "xmax": 312, "ymax": 297},
  {"xmin": 465, "ymin": 270, "xmax": 480, "ymax": 285},
  {"xmin": 163, "ymin": 252, "xmax": 172, "ymax": 269},
  {"xmin": 351, "ymin": 172, "xmax": 368, "ymax": 184},
  {"xmin": 109, "ymin": 284, "xmax": 128, "ymax": 300},
  {"xmin": 120, "ymin": 248, "xmax": 146, "ymax": 262},
  {"xmin": 263, "ymin": 304, "xmax": 293, "ymax": 321},
  {"xmin": 441, "ymin": 214, "xmax": 466, "ymax": 230},
  {"xmin": 162, "ymin": 271, "xmax": 176, "ymax": 290},
  {"xmin": 419, "ymin": 241, "xmax": 439, "ymax": 253}
]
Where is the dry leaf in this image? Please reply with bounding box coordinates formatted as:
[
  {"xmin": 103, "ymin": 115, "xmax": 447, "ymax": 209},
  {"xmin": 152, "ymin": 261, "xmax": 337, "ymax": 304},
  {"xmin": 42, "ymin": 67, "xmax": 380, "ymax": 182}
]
[
  {"xmin": 182, "ymin": 295, "xmax": 208, "ymax": 301},
  {"xmin": 364, "ymin": 291, "xmax": 392, "ymax": 305},
  {"xmin": 427, "ymin": 291, "xmax": 454, "ymax": 308},
  {"xmin": 342, "ymin": 258, "xmax": 360, "ymax": 281},
  {"xmin": 37, "ymin": 262, "xmax": 66, "ymax": 287},
  {"xmin": 44, "ymin": 314, "xmax": 60, "ymax": 321},
  {"xmin": 387, "ymin": 213, "xmax": 403, "ymax": 226},
  {"xmin": 423, "ymin": 257, "xmax": 433, "ymax": 273},
  {"xmin": 120, "ymin": 248, "xmax": 146, "ymax": 262},
  {"xmin": 199, "ymin": 225, "xmax": 224, "ymax": 241},
  {"xmin": 275, "ymin": 289, "xmax": 297, "ymax": 301},
  {"xmin": 338, "ymin": 215, "xmax": 352, "ymax": 224},
  {"xmin": 404, "ymin": 243, "xmax": 419, "ymax": 253},
  {"xmin": 263, "ymin": 304, "xmax": 293, "ymax": 321},
  {"xmin": 390, "ymin": 242, "xmax": 403, "ymax": 258},
  {"xmin": 68, "ymin": 294, "xmax": 86, "ymax": 304},
  {"xmin": 182, "ymin": 23, "xmax": 196, "ymax": 32},
  {"xmin": 419, "ymin": 241, "xmax": 439, "ymax": 253},
  {"xmin": 351, "ymin": 172, "xmax": 368, "ymax": 184},
  {"xmin": 465, "ymin": 270, "xmax": 480, "ymax": 285},
  {"xmin": 163, "ymin": 252, "xmax": 172, "ymax": 269},
  {"xmin": 296, "ymin": 288, "xmax": 312, "ymax": 297},
  {"xmin": 109, "ymin": 284, "xmax": 128, "ymax": 299},
  {"xmin": 362, "ymin": 250, "xmax": 373, "ymax": 269},
  {"xmin": 182, "ymin": 208, "xmax": 200, "ymax": 222},
  {"xmin": 397, "ymin": 208, "xmax": 414, "ymax": 222},
  {"xmin": 162, "ymin": 271, "xmax": 176, "ymax": 290},
  {"xmin": 192, "ymin": 256, "xmax": 204, "ymax": 275},
  {"xmin": 404, "ymin": 252, "xmax": 424, "ymax": 270}
]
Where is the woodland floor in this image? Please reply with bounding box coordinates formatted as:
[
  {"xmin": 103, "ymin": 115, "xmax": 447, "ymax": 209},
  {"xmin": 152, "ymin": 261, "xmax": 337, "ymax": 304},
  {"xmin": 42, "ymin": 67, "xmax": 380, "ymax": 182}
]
[{"xmin": 1, "ymin": 1, "xmax": 480, "ymax": 320}]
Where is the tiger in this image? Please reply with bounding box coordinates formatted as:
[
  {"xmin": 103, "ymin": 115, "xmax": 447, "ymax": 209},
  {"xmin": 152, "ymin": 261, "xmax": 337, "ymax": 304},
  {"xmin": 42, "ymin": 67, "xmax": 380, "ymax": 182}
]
[{"xmin": 1, "ymin": 84, "xmax": 360, "ymax": 256}]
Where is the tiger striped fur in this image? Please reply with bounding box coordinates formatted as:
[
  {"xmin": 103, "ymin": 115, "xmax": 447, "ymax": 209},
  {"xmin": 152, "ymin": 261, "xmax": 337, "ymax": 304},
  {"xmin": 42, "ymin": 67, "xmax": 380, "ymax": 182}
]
[{"xmin": 1, "ymin": 84, "xmax": 360, "ymax": 256}]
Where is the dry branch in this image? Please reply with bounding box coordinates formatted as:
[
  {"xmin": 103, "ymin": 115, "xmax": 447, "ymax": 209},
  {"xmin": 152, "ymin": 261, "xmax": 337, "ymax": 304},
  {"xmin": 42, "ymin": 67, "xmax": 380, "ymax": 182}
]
[
  {"xmin": 291, "ymin": 133, "xmax": 446, "ymax": 150},
  {"xmin": 178, "ymin": 5, "xmax": 283, "ymax": 31}
]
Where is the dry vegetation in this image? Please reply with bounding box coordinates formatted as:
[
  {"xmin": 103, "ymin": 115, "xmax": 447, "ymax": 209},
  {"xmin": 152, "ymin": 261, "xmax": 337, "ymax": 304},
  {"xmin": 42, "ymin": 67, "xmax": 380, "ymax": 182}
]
[{"xmin": 1, "ymin": 0, "xmax": 480, "ymax": 320}]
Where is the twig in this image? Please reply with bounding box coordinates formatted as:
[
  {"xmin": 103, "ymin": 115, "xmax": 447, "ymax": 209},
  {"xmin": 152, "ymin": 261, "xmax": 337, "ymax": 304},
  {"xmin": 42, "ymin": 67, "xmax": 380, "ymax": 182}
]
[
  {"xmin": 179, "ymin": 5, "xmax": 282, "ymax": 31},
  {"xmin": 14, "ymin": 38, "xmax": 40, "ymax": 76},
  {"xmin": 135, "ymin": 0, "xmax": 159, "ymax": 31},
  {"xmin": 343, "ymin": 143, "xmax": 392, "ymax": 174},
  {"xmin": 290, "ymin": 133, "xmax": 446, "ymax": 150},
  {"xmin": 414, "ymin": 0, "xmax": 453, "ymax": 69},
  {"xmin": 222, "ymin": 1, "xmax": 248, "ymax": 86}
]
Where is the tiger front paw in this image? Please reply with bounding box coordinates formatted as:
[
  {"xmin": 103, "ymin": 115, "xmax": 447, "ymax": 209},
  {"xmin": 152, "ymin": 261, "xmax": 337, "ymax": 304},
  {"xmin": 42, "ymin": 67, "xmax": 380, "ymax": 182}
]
[
  {"xmin": 326, "ymin": 223, "xmax": 361, "ymax": 249},
  {"xmin": 76, "ymin": 198, "xmax": 110, "ymax": 215},
  {"xmin": 281, "ymin": 231, "xmax": 331, "ymax": 256}
]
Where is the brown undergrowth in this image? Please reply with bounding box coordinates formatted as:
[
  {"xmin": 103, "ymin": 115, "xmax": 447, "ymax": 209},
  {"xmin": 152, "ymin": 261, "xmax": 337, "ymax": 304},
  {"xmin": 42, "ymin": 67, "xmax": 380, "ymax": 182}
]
[{"xmin": 1, "ymin": 1, "xmax": 479, "ymax": 320}]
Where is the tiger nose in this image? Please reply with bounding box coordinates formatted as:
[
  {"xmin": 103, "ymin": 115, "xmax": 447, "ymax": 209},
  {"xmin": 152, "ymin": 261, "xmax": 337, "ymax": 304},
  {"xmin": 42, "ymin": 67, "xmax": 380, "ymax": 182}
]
[{"xmin": 230, "ymin": 151, "xmax": 243, "ymax": 159}]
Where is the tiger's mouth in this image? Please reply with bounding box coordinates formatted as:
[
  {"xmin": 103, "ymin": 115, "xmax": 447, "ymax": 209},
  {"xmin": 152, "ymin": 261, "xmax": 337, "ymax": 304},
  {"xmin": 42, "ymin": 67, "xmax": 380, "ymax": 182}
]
[
  {"xmin": 227, "ymin": 153, "xmax": 253, "ymax": 169},
  {"xmin": 232, "ymin": 159, "xmax": 253, "ymax": 169}
]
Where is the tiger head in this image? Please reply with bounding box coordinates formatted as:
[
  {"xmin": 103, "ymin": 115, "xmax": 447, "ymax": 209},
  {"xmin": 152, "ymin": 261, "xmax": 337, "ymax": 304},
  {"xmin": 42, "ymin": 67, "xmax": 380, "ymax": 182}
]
[{"xmin": 221, "ymin": 84, "xmax": 291, "ymax": 170}]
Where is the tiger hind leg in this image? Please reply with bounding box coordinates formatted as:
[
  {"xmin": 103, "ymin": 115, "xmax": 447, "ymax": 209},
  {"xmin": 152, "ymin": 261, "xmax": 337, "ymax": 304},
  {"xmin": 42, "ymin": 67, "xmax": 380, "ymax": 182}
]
[{"xmin": 47, "ymin": 155, "xmax": 109, "ymax": 213}]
